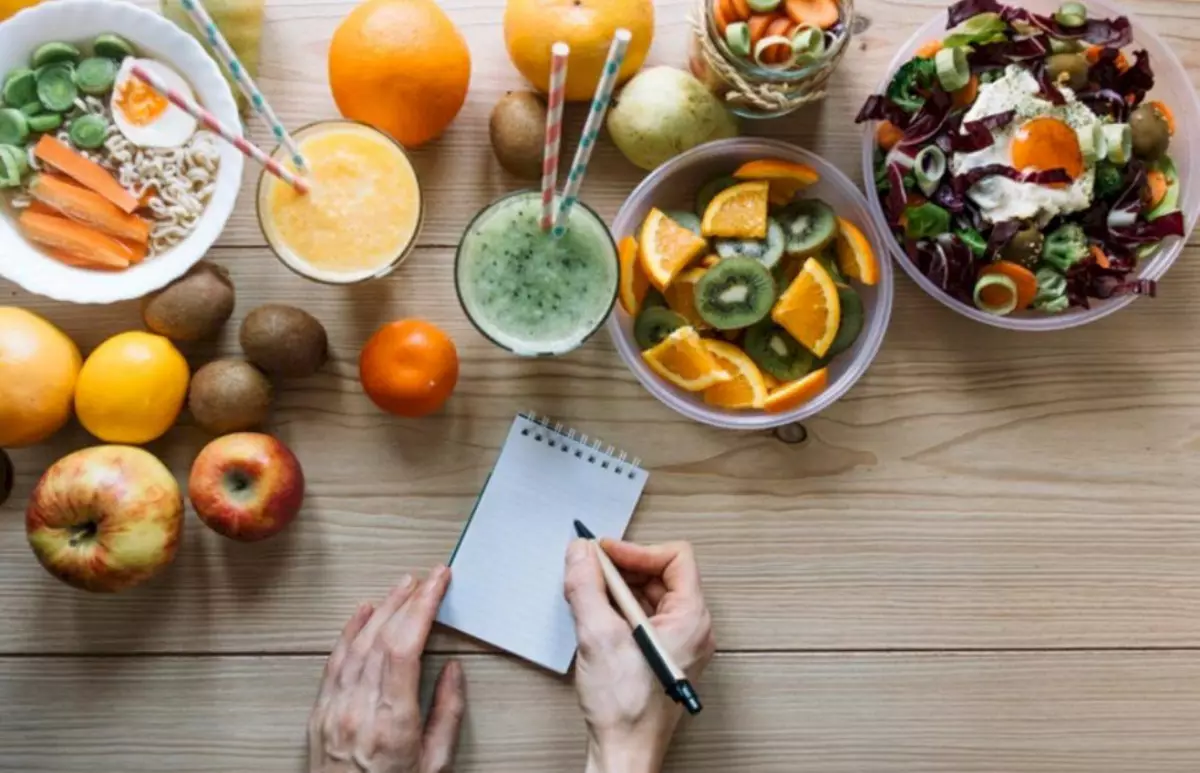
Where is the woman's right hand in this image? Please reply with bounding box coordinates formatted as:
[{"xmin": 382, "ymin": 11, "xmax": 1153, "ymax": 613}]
[{"xmin": 563, "ymin": 539, "xmax": 715, "ymax": 773}]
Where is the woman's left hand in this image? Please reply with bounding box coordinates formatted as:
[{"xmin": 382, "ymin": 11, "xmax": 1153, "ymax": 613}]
[{"xmin": 309, "ymin": 567, "xmax": 466, "ymax": 773}]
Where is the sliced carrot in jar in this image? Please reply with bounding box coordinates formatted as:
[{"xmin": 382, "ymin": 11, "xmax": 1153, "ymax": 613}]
[
  {"xmin": 747, "ymin": 14, "xmax": 774, "ymax": 46},
  {"xmin": 784, "ymin": 0, "xmax": 839, "ymax": 29},
  {"xmin": 731, "ymin": 0, "xmax": 752, "ymax": 20}
]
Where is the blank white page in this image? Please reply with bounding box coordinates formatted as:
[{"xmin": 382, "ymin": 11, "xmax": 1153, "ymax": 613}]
[{"xmin": 436, "ymin": 414, "xmax": 649, "ymax": 674}]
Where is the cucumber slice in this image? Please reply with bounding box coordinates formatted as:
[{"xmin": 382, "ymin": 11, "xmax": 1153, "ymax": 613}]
[
  {"xmin": 725, "ymin": 22, "xmax": 751, "ymax": 58},
  {"xmin": 26, "ymin": 113, "xmax": 62, "ymax": 133},
  {"xmin": 2, "ymin": 68, "xmax": 36, "ymax": 107},
  {"xmin": 32, "ymin": 42, "xmax": 81, "ymax": 69},
  {"xmin": 973, "ymin": 273, "xmax": 1019, "ymax": 315},
  {"xmin": 935, "ymin": 47, "xmax": 970, "ymax": 92},
  {"xmin": 0, "ymin": 108, "xmax": 29, "ymax": 146},
  {"xmin": 93, "ymin": 33, "xmax": 136, "ymax": 61},
  {"xmin": 1104, "ymin": 123, "xmax": 1132, "ymax": 166},
  {"xmin": 36, "ymin": 64, "xmax": 77, "ymax": 112},
  {"xmin": 74, "ymin": 57, "xmax": 118, "ymax": 96},
  {"xmin": 1148, "ymin": 155, "xmax": 1180, "ymax": 220},
  {"xmin": 714, "ymin": 218, "xmax": 786, "ymax": 268},
  {"xmin": 747, "ymin": 0, "xmax": 780, "ymax": 10},
  {"xmin": 68, "ymin": 113, "xmax": 108, "ymax": 149}
]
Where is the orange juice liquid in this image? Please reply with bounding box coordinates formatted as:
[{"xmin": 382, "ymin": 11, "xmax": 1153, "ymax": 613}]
[{"xmin": 259, "ymin": 122, "xmax": 421, "ymax": 283}]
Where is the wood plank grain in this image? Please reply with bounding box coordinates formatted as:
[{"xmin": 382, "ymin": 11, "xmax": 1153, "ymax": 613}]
[
  {"xmin": 171, "ymin": 0, "xmax": 1200, "ymax": 248},
  {"xmin": 3, "ymin": 244, "xmax": 1200, "ymax": 653},
  {"xmin": 3, "ymin": 651, "xmax": 1200, "ymax": 772}
]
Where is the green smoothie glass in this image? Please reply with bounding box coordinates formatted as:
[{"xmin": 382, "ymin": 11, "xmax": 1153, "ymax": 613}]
[{"xmin": 456, "ymin": 191, "xmax": 619, "ymax": 356}]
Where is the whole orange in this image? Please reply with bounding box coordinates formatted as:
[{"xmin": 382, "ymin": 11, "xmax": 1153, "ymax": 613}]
[
  {"xmin": 329, "ymin": 0, "xmax": 471, "ymax": 148},
  {"xmin": 504, "ymin": 0, "xmax": 654, "ymax": 102},
  {"xmin": 0, "ymin": 308, "xmax": 82, "ymax": 448},
  {"xmin": 360, "ymin": 320, "xmax": 459, "ymax": 418}
]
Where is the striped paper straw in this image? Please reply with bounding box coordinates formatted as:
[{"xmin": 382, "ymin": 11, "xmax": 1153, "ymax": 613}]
[
  {"xmin": 551, "ymin": 29, "xmax": 631, "ymax": 239},
  {"xmin": 539, "ymin": 42, "xmax": 570, "ymax": 232},
  {"xmin": 130, "ymin": 64, "xmax": 310, "ymax": 194},
  {"xmin": 177, "ymin": 0, "xmax": 308, "ymax": 173}
]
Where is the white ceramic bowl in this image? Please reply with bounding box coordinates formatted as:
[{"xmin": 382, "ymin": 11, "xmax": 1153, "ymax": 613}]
[
  {"xmin": 0, "ymin": 0, "xmax": 243, "ymax": 304},
  {"xmin": 860, "ymin": 0, "xmax": 1200, "ymax": 331},
  {"xmin": 609, "ymin": 138, "xmax": 895, "ymax": 431}
]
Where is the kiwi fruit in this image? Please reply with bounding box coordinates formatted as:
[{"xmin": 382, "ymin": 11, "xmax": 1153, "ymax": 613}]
[
  {"xmin": 141, "ymin": 261, "xmax": 235, "ymax": 342},
  {"xmin": 0, "ymin": 449, "xmax": 12, "ymax": 507},
  {"xmin": 826, "ymin": 284, "xmax": 864, "ymax": 358},
  {"xmin": 240, "ymin": 304, "xmax": 328, "ymax": 378},
  {"xmin": 665, "ymin": 210, "xmax": 702, "ymax": 236},
  {"xmin": 694, "ymin": 257, "xmax": 775, "ymax": 330},
  {"xmin": 743, "ymin": 320, "xmax": 813, "ymax": 381},
  {"xmin": 634, "ymin": 306, "xmax": 689, "ymax": 351},
  {"xmin": 188, "ymin": 359, "xmax": 274, "ymax": 434},
  {"xmin": 642, "ymin": 288, "xmax": 668, "ymax": 310},
  {"xmin": 715, "ymin": 217, "xmax": 785, "ymax": 268},
  {"xmin": 695, "ymin": 175, "xmax": 738, "ymax": 217},
  {"xmin": 489, "ymin": 91, "xmax": 547, "ymax": 179},
  {"xmin": 778, "ymin": 199, "xmax": 838, "ymax": 256}
]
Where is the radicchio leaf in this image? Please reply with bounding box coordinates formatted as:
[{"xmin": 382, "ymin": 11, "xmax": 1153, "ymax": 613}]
[
  {"xmin": 856, "ymin": 94, "xmax": 913, "ymax": 128},
  {"xmin": 942, "ymin": 110, "xmax": 1017, "ymax": 153},
  {"xmin": 885, "ymin": 162, "xmax": 910, "ymax": 225},
  {"xmin": 949, "ymin": 0, "xmax": 1134, "ymax": 46},
  {"xmin": 952, "ymin": 164, "xmax": 1072, "ymax": 195},
  {"xmin": 1033, "ymin": 62, "xmax": 1066, "ymax": 106},
  {"xmin": 1065, "ymin": 256, "xmax": 1156, "ymax": 308},
  {"xmin": 897, "ymin": 88, "xmax": 955, "ymax": 148},
  {"xmin": 985, "ymin": 219, "xmax": 1022, "ymax": 259},
  {"xmin": 908, "ymin": 235, "xmax": 980, "ymax": 303},
  {"xmin": 1076, "ymin": 88, "xmax": 1130, "ymax": 121},
  {"xmin": 1117, "ymin": 49, "xmax": 1155, "ymax": 104},
  {"xmin": 932, "ymin": 181, "xmax": 966, "ymax": 213},
  {"xmin": 969, "ymin": 36, "xmax": 1050, "ymax": 68},
  {"xmin": 947, "ymin": 0, "xmax": 1004, "ymax": 28},
  {"xmin": 1110, "ymin": 211, "xmax": 1186, "ymax": 246}
]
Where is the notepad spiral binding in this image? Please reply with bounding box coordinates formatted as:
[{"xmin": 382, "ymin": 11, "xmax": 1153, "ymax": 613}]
[{"xmin": 519, "ymin": 412, "xmax": 643, "ymax": 481}]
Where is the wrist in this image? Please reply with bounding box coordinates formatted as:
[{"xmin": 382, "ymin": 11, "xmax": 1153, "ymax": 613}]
[{"xmin": 585, "ymin": 735, "xmax": 667, "ymax": 773}]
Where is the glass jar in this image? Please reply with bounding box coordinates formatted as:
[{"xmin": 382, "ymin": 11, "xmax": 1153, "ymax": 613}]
[{"xmin": 688, "ymin": 0, "xmax": 855, "ymax": 119}]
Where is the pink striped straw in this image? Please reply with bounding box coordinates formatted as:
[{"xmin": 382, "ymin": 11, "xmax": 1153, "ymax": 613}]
[
  {"xmin": 539, "ymin": 42, "xmax": 570, "ymax": 232},
  {"xmin": 129, "ymin": 64, "xmax": 310, "ymax": 195}
]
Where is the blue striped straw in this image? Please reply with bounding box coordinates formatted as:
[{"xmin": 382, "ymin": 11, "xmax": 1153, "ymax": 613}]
[
  {"xmin": 551, "ymin": 29, "xmax": 632, "ymax": 238},
  {"xmin": 178, "ymin": 0, "xmax": 309, "ymax": 174}
]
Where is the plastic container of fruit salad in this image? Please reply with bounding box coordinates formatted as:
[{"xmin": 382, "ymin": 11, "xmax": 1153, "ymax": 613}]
[
  {"xmin": 860, "ymin": 0, "xmax": 1200, "ymax": 331},
  {"xmin": 609, "ymin": 138, "xmax": 895, "ymax": 431}
]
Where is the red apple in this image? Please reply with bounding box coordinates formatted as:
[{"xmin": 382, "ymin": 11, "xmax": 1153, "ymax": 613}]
[
  {"xmin": 26, "ymin": 446, "xmax": 183, "ymax": 593},
  {"xmin": 189, "ymin": 432, "xmax": 304, "ymax": 541}
]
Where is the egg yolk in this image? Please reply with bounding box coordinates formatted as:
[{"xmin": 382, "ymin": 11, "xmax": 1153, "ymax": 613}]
[
  {"xmin": 1011, "ymin": 117, "xmax": 1084, "ymax": 181},
  {"xmin": 115, "ymin": 78, "xmax": 168, "ymax": 126}
]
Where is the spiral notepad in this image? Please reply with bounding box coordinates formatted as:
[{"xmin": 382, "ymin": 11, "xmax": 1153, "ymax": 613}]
[{"xmin": 436, "ymin": 413, "xmax": 649, "ymax": 674}]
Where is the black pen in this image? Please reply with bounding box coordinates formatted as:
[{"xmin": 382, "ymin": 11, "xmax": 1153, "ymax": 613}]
[{"xmin": 574, "ymin": 520, "xmax": 703, "ymax": 715}]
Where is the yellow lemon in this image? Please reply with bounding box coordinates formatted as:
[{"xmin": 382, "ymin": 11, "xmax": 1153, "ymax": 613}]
[{"xmin": 75, "ymin": 332, "xmax": 190, "ymax": 444}]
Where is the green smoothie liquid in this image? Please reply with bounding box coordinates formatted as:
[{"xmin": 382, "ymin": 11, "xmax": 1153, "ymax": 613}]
[{"xmin": 457, "ymin": 192, "xmax": 618, "ymax": 355}]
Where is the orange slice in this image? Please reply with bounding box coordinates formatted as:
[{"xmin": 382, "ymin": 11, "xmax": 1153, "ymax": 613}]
[
  {"xmin": 763, "ymin": 367, "xmax": 829, "ymax": 413},
  {"xmin": 642, "ymin": 327, "xmax": 732, "ymax": 392},
  {"xmin": 638, "ymin": 208, "xmax": 710, "ymax": 291},
  {"xmin": 834, "ymin": 217, "xmax": 879, "ymax": 286},
  {"xmin": 700, "ymin": 180, "xmax": 769, "ymax": 239},
  {"xmin": 665, "ymin": 266, "xmax": 711, "ymax": 330},
  {"xmin": 701, "ymin": 254, "xmax": 721, "ymax": 269},
  {"xmin": 618, "ymin": 236, "xmax": 649, "ymax": 315},
  {"xmin": 702, "ymin": 339, "xmax": 769, "ymax": 410},
  {"xmin": 772, "ymin": 257, "xmax": 841, "ymax": 357},
  {"xmin": 733, "ymin": 158, "xmax": 820, "ymax": 187},
  {"xmin": 768, "ymin": 180, "xmax": 804, "ymax": 207},
  {"xmin": 762, "ymin": 371, "xmax": 781, "ymax": 390}
]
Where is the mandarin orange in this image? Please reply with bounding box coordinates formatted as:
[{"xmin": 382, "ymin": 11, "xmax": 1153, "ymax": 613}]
[{"xmin": 360, "ymin": 320, "xmax": 459, "ymax": 418}]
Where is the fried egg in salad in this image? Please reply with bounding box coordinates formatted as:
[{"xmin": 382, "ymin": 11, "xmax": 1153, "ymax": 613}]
[{"xmin": 952, "ymin": 64, "xmax": 1102, "ymax": 225}]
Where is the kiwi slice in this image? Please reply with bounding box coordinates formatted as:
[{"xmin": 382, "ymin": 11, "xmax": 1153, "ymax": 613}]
[
  {"xmin": 778, "ymin": 199, "xmax": 838, "ymax": 257},
  {"xmin": 634, "ymin": 306, "xmax": 688, "ymax": 350},
  {"xmin": 693, "ymin": 257, "xmax": 775, "ymax": 330},
  {"xmin": 695, "ymin": 175, "xmax": 738, "ymax": 217},
  {"xmin": 825, "ymin": 284, "xmax": 864, "ymax": 358},
  {"xmin": 743, "ymin": 320, "xmax": 813, "ymax": 381},
  {"xmin": 642, "ymin": 287, "xmax": 668, "ymax": 309},
  {"xmin": 714, "ymin": 217, "xmax": 785, "ymax": 268},
  {"xmin": 665, "ymin": 210, "xmax": 702, "ymax": 236}
]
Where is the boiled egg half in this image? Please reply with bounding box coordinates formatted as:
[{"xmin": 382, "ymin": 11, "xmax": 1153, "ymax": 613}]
[{"xmin": 111, "ymin": 58, "xmax": 198, "ymax": 149}]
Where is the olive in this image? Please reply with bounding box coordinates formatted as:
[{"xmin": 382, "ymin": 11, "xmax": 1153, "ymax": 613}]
[
  {"xmin": 1130, "ymin": 103, "xmax": 1171, "ymax": 160},
  {"xmin": 0, "ymin": 450, "xmax": 11, "ymax": 508},
  {"xmin": 1045, "ymin": 53, "xmax": 1089, "ymax": 91},
  {"xmin": 1001, "ymin": 226, "xmax": 1046, "ymax": 269}
]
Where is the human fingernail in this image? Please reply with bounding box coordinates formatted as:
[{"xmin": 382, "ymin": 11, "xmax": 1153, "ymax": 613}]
[{"xmin": 397, "ymin": 574, "xmax": 414, "ymax": 590}]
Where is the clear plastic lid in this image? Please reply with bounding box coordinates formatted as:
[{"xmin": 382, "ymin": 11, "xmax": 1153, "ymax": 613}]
[{"xmin": 608, "ymin": 138, "xmax": 895, "ymax": 431}]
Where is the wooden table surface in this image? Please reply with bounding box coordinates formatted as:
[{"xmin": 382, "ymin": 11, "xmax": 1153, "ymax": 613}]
[{"xmin": 3, "ymin": 0, "xmax": 1200, "ymax": 770}]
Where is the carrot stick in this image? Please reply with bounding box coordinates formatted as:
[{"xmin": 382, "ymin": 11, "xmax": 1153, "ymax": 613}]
[
  {"xmin": 1146, "ymin": 170, "xmax": 1169, "ymax": 210},
  {"xmin": 876, "ymin": 120, "xmax": 905, "ymax": 151},
  {"xmin": 42, "ymin": 248, "xmax": 131, "ymax": 271},
  {"xmin": 953, "ymin": 73, "xmax": 980, "ymax": 109},
  {"xmin": 713, "ymin": 0, "xmax": 731, "ymax": 35},
  {"xmin": 33, "ymin": 136, "xmax": 139, "ymax": 214},
  {"xmin": 785, "ymin": 0, "xmax": 839, "ymax": 29},
  {"xmin": 731, "ymin": 0, "xmax": 751, "ymax": 20},
  {"xmin": 1089, "ymin": 244, "xmax": 1111, "ymax": 270},
  {"xmin": 18, "ymin": 210, "xmax": 134, "ymax": 270},
  {"xmin": 747, "ymin": 14, "xmax": 774, "ymax": 47},
  {"xmin": 29, "ymin": 174, "xmax": 151, "ymax": 244},
  {"xmin": 915, "ymin": 40, "xmax": 944, "ymax": 59},
  {"xmin": 980, "ymin": 260, "xmax": 1038, "ymax": 309}
]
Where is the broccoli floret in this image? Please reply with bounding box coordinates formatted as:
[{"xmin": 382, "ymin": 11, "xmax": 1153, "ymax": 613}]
[
  {"xmin": 1041, "ymin": 223, "xmax": 1090, "ymax": 271},
  {"xmin": 1094, "ymin": 162, "xmax": 1126, "ymax": 201},
  {"xmin": 1032, "ymin": 267, "xmax": 1070, "ymax": 313},
  {"xmin": 886, "ymin": 57, "xmax": 938, "ymax": 113}
]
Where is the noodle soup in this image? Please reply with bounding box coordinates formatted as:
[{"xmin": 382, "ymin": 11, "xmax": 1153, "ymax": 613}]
[{"xmin": 0, "ymin": 35, "xmax": 220, "ymax": 271}]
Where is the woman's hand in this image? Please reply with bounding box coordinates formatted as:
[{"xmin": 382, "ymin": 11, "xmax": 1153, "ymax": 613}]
[
  {"xmin": 564, "ymin": 539, "xmax": 716, "ymax": 773},
  {"xmin": 309, "ymin": 567, "xmax": 466, "ymax": 773}
]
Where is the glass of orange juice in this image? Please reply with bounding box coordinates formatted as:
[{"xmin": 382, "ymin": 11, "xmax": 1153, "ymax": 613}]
[{"xmin": 256, "ymin": 120, "xmax": 423, "ymax": 284}]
